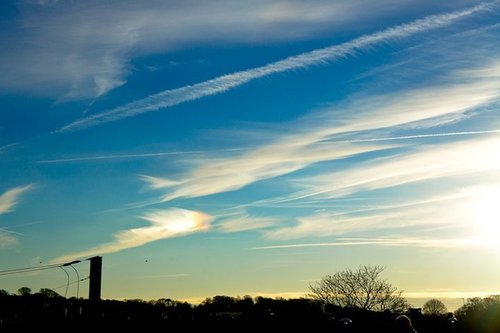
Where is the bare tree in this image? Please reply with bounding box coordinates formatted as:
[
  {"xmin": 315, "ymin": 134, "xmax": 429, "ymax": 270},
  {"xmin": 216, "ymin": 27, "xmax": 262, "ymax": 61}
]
[
  {"xmin": 308, "ymin": 265, "xmax": 408, "ymax": 312},
  {"xmin": 422, "ymin": 298, "xmax": 447, "ymax": 315}
]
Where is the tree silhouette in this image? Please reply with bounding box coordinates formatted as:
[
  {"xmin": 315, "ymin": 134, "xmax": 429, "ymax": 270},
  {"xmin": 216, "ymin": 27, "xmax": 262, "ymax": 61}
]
[
  {"xmin": 309, "ymin": 265, "xmax": 408, "ymax": 312},
  {"xmin": 38, "ymin": 288, "xmax": 61, "ymax": 298},
  {"xmin": 422, "ymin": 298, "xmax": 447, "ymax": 315},
  {"xmin": 455, "ymin": 295, "xmax": 500, "ymax": 332},
  {"xmin": 3, "ymin": 287, "xmax": 499, "ymax": 331},
  {"xmin": 17, "ymin": 287, "xmax": 32, "ymax": 296}
]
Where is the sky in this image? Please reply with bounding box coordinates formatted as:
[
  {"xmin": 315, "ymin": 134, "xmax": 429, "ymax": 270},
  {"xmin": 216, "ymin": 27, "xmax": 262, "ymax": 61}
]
[{"xmin": 1, "ymin": 0, "xmax": 500, "ymax": 309}]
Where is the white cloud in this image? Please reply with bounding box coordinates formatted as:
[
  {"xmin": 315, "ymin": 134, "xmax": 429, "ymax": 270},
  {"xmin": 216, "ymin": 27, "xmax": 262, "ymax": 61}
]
[
  {"xmin": 51, "ymin": 208, "xmax": 213, "ymax": 263},
  {"xmin": 0, "ymin": 232, "xmax": 18, "ymax": 249},
  {"xmin": 283, "ymin": 136, "xmax": 500, "ymax": 202},
  {"xmin": 2, "ymin": 0, "xmax": 438, "ymax": 100},
  {"xmin": 140, "ymin": 175, "xmax": 181, "ymax": 190},
  {"xmin": 0, "ymin": 0, "xmax": 378, "ymax": 99},
  {"xmin": 263, "ymin": 198, "xmax": 458, "ymax": 240},
  {"xmin": 331, "ymin": 80, "xmax": 500, "ymax": 134},
  {"xmin": 57, "ymin": 2, "xmax": 490, "ymax": 130},
  {"xmin": 249, "ymin": 238, "xmax": 475, "ymax": 250},
  {"xmin": 263, "ymin": 183, "xmax": 500, "ymax": 243},
  {"xmin": 327, "ymin": 130, "xmax": 500, "ymax": 145},
  {"xmin": 0, "ymin": 185, "xmax": 32, "ymax": 249},
  {"xmin": 148, "ymin": 142, "xmax": 394, "ymax": 202},
  {"xmin": 0, "ymin": 184, "xmax": 34, "ymax": 215},
  {"xmin": 218, "ymin": 213, "xmax": 281, "ymax": 233},
  {"xmin": 138, "ymin": 59, "xmax": 500, "ymax": 204}
]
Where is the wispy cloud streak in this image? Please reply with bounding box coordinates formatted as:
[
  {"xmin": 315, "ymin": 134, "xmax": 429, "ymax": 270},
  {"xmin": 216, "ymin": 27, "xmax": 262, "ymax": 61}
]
[
  {"xmin": 58, "ymin": 2, "xmax": 491, "ymax": 132},
  {"xmin": 322, "ymin": 129, "xmax": 500, "ymax": 144},
  {"xmin": 35, "ymin": 148, "xmax": 247, "ymax": 164},
  {"xmin": 141, "ymin": 59, "xmax": 500, "ymax": 203},
  {"xmin": 279, "ymin": 136, "xmax": 500, "ymax": 203},
  {"xmin": 248, "ymin": 238, "xmax": 477, "ymax": 250},
  {"xmin": 218, "ymin": 213, "xmax": 281, "ymax": 233},
  {"xmin": 0, "ymin": 185, "xmax": 34, "ymax": 249},
  {"xmin": 0, "ymin": 143, "xmax": 18, "ymax": 154},
  {"xmin": 0, "ymin": 232, "xmax": 18, "ymax": 249},
  {"xmin": 4, "ymin": 0, "xmax": 443, "ymax": 99},
  {"xmin": 261, "ymin": 182, "xmax": 500, "ymax": 246},
  {"xmin": 36, "ymin": 129, "xmax": 500, "ymax": 164},
  {"xmin": 146, "ymin": 143, "xmax": 394, "ymax": 202},
  {"xmin": 0, "ymin": 185, "xmax": 34, "ymax": 215},
  {"xmin": 51, "ymin": 208, "xmax": 213, "ymax": 263}
]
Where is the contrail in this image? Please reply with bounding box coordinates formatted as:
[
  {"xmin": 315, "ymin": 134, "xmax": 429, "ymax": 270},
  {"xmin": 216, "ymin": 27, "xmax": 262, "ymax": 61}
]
[
  {"xmin": 35, "ymin": 147, "xmax": 248, "ymax": 164},
  {"xmin": 57, "ymin": 2, "xmax": 493, "ymax": 133},
  {"xmin": 248, "ymin": 238, "xmax": 475, "ymax": 250},
  {"xmin": 40, "ymin": 129, "xmax": 500, "ymax": 163},
  {"xmin": 0, "ymin": 143, "xmax": 18, "ymax": 153},
  {"xmin": 323, "ymin": 129, "xmax": 500, "ymax": 144},
  {"xmin": 0, "ymin": 227, "xmax": 23, "ymax": 236}
]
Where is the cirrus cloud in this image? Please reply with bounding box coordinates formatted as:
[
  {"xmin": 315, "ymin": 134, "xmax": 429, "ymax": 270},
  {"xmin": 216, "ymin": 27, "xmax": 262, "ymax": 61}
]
[
  {"xmin": 0, "ymin": 184, "xmax": 34, "ymax": 215},
  {"xmin": 2, "ymin": 0, "xmax": 454, "ymax": 100},
  {"xmin": 0, "ymin": 184, "xmax": 34, "ymax": 249},
  {"xmin": 51, "ymin": 208, "xmax": 213, "ymax": 263}
]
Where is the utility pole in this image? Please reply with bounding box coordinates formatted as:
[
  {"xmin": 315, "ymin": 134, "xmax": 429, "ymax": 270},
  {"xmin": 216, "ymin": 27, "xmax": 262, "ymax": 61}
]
[
  {"xmin": 88, "ymin": 256, "xmax": 102, "ymax": 321},
  {"xmin": 88, "ymin": 256, "xmax": 102, "ymax": 301}
]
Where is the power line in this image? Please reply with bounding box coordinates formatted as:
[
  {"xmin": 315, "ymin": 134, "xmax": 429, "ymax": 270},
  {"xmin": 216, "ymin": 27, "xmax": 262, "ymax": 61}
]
[
  {"xmin": 0, "ymin": 260, "xmax": 84, "ymax": 278},
  {"xmin": 0, "ymin": 264, "xmax": 62, "ymax": 277},
  {"xmin": 0, "ymin": 260, "xmax": 84, "ymax": 277},
  {"xmin": 51, "ymin": 277, "xmax": 89, "ymax": 292},
  {"xmin": 0, "ymin": 258, "xmax": 99, "ymax": 300}
]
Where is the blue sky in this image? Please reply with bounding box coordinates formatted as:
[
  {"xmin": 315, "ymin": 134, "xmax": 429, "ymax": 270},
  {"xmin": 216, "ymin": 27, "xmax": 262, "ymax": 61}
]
[{"xmin": 1, "ymin": 0, "xmax": 500, "ymax": 307}]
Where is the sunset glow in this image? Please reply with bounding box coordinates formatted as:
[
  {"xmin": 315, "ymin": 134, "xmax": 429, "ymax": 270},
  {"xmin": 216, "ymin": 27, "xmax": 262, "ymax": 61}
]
[
  {"xmin": 469, "ymin": 186, "xmax": 500, "ymax": 249},
  {"xmin": 1, "ymin": 1, "xmax": 499, "ymax": 307}
]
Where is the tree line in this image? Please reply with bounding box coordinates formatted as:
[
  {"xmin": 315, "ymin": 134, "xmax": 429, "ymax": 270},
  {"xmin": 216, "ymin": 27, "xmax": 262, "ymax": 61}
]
[{"xmin": 0, "ymin": 265, "xmax": 498, "ymax": 332}]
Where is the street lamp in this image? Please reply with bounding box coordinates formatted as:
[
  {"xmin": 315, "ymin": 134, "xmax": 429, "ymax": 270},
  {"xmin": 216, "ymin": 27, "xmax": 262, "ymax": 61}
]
[
  {"xmin": 62, "ymin": 260, "xmax": 81, "ymax": 298},
  {"xmin": 59, "ymin": 266, "xmax": 70, "ymax": 297}
]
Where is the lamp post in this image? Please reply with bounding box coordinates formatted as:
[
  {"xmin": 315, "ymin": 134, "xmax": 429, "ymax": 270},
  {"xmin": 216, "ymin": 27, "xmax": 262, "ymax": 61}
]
[
  {"xmin": 59, "ymin": 266, "xmax": 70, "ymax": 297},
  {"xmin": 69, "ymin": 264, "xmax": 80, "ymax": 298},
  {"xmin": 62, "ymin": 260, "xmax": 81, "ymax": 298}
]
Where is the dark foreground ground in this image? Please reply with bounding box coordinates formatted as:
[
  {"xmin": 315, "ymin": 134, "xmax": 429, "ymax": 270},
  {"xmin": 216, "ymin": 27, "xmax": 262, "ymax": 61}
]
[{"xmin": 1, "ymin": 295, "xmax": 499, "ymax": 332}]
